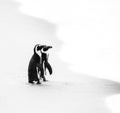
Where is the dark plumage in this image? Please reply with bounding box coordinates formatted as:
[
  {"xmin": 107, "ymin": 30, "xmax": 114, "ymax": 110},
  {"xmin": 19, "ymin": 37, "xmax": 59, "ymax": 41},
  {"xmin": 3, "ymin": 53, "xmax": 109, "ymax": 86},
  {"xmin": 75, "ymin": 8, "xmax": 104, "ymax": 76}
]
[
  {"xmin": 37, "ymin": 45, "xmax": 53, "ymax": 81},
  {"xmin": 43, "ymin": 46, "xmax": 52, "ymax": 51},
  {"xmin": 42, "ymin": 52, "xmax": 52, "ymax": 75},
  {"xmin": 28, "ymin": 44, "xmax": 44, "ymax": 84},
  {"xmin": 28, "ymin": 44, "xmax": 53, "ymax": 84}
]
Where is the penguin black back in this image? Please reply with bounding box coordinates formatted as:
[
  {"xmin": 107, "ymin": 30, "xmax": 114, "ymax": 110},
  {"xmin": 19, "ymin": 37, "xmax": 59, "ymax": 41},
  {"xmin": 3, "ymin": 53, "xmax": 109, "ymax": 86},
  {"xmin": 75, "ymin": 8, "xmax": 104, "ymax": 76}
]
[{"xmin": 28, "ymin": 44, "xmax": 43, "ymax": 84}]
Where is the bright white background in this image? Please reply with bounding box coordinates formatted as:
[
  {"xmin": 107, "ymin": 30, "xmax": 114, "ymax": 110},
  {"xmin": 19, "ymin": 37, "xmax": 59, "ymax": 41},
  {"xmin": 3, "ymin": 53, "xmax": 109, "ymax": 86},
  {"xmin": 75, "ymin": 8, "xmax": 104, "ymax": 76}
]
[
  {"xmin": 16, "ymin": 0, "xmax": 120, "ymax": 81},
  {"xmin": 0, "ymin": 0, "xmax": 120, "ymax": 113}
]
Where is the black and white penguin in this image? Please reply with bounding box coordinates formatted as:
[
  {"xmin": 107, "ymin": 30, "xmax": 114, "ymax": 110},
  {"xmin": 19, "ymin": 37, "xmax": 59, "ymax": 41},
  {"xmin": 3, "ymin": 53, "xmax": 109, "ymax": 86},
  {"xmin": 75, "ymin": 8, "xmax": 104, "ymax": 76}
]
[
  {"xmin": 36, "ymin": 45, "xmax": 53, "ymax": 82},
  {"xmin": 41, "ymin": 45, "xmax": 53, "ymax": 76},
  {"xmin": 28, "ymin": 44, "xmax": 44, "ymax": 84}
]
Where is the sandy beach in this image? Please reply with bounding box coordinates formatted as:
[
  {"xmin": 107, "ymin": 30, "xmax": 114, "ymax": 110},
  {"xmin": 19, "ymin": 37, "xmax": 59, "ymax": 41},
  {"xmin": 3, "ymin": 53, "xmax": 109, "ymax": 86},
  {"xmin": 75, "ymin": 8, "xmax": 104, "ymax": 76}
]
[{"xmin": 0, "ymin": 0, "xmax": 120, "ymax": 113}]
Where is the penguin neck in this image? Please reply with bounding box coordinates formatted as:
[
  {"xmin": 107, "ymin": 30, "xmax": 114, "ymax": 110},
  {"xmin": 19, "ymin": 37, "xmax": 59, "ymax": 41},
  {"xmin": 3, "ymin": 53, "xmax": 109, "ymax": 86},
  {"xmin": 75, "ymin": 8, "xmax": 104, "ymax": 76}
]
[
  {"xmin": 35, "ymin": 50, "xmax": 42, "ymax": 58},
  {"xmin": 41, "ymin": 50, "xmax": 48, "ymax": 54},
  {"xmin": 34, "ymin": 44, "xmax": 42, "ymax": 57}
]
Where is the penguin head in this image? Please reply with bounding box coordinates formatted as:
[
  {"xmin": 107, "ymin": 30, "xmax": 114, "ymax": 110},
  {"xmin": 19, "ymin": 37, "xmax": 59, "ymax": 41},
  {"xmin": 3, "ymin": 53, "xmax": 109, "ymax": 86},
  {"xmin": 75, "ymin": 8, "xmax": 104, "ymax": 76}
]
[
  {"xmin": 42, "ymin": 45, "xmax": 52, "ymax": 52},
  {"xmin": 34, "ymin": 44, "xmax": 52, "ymax": 54},
  {"xmin": 34, "ymin": 44, "xmax": 45, "ymax": 54}
]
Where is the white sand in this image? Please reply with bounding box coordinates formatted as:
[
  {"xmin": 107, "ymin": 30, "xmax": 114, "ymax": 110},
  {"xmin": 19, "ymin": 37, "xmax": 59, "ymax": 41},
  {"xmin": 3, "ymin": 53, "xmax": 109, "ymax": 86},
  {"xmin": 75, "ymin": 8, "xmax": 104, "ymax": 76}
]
[{"xmin": 0, "ymin": 0, "xmax": 120, "ymax": 113}]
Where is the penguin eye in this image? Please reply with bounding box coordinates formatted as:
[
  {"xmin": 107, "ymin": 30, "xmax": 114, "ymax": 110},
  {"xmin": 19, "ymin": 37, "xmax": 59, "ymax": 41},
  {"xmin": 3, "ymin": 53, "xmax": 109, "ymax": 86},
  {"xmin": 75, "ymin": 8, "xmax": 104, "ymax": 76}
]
[{"xmin": 43, "ymin": 47, "xmax": 47, "ymax": 51}]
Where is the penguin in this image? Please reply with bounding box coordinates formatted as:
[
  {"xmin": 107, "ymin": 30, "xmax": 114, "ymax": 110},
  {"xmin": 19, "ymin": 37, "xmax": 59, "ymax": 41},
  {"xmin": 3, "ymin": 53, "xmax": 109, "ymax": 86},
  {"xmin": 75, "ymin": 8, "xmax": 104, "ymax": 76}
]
[
  {"xmin": 28, "ymin": 44, "xmax": 44, "ymax": 84},
  {"xmin": 40, "ymin": 45, "xmax": 53, "ymax": 81}
]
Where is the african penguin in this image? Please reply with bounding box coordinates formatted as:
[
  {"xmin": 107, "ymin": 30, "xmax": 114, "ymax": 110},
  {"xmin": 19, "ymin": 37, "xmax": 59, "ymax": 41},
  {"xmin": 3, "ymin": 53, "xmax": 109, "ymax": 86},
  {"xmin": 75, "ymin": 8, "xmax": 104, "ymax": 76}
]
[{"xmin": 28, "ymin": 44, "xmax": 44, "ymax": 84}]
